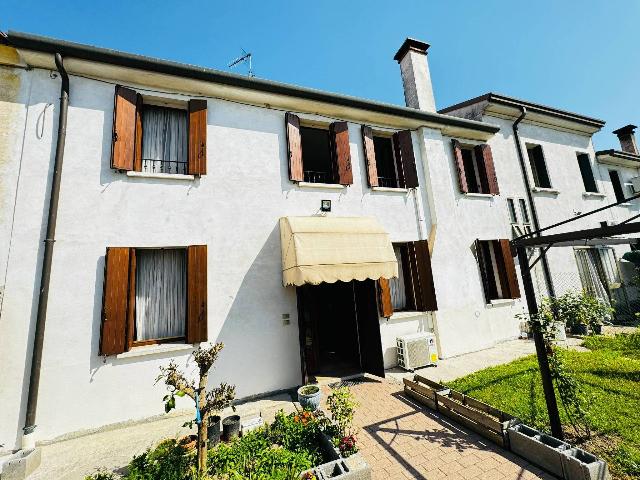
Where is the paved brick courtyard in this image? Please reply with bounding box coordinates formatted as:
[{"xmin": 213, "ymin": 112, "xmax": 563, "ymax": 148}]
[{"xmin": 327, "ymin": 378, "xmax": 556, "ymax": 480}]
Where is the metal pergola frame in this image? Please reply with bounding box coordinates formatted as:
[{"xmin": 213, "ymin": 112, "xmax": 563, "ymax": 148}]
[{"xmin": 510, "ymin": 192, "xmax": 640, "ymax": 439}]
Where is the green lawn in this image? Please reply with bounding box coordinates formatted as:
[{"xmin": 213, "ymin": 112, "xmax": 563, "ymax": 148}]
[{"xmin": 447, "ymin": 332, "xmax": 640, "ymax": 479}]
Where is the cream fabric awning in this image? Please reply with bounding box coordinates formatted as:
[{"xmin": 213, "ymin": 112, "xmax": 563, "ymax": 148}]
[{"xmin": 280, "ymin": 216, "xmax": 398, "ymax": 286}]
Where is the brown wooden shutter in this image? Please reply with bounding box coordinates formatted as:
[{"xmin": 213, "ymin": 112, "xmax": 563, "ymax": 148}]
[
  {"xmin": 475, "ymin": 144, "xmax": 499, "ymax": 195},
  {"xmin": 285, "ymin": 112, "xmax": 304, "ymax": 182},
  {"xmin": 111, "ymin": 86, "xmax": 138, "ymax": 171},
  {"xmin": 413, "ymin": 240, "xmax": 438, "ymax": 311},
  {"xmin": 498, "ymin": 239, "xmax": 520, "ymax": 299},
  {"xmin": 475, "ymin": 240, "xmax": 493, "ymax": 303},
  {"xmin": 331, "ymin": 121, "xmax": 353, "ymax": 185},
  {"xmin": 395, "ymin": 130, "xmax": 419, "ymax": 188},
  {"xmin": 361, "ymin": 126, "xmax": 378, "ymax": 187},
  {"xmin": 187, "ymin": 245, "xmax": 208, "ymax": 343},
  {"xmin": 100, "ymin": 247, "xmax": 131, "ymax": 355},
  {"xmin": 188, "ymin": 99, "xmax": 207, "ymax": 175},
  {"xmin": 377, "ymin": 278, "xmax": 393, "ymax": 317},
  {"xmin": 452, "ymin": 139, "xmax": 469, "ymax": 194},
  {"xmin": 133, "ymin": 94, "xmax": 143, "ymax": 172}
]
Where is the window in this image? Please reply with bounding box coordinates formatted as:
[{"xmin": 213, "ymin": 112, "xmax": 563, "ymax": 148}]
[
  {"xmin": 99, "ymin": 245, "xmax": 208, "ymax": 355},
  {"xmin": 361, "ymin": 126, "xmax": 419, "ymax": 189},
  {"xmin": 609, "ymin": 169, "xmax": 626, "ymax": 202},
  {"xmin": 527, "ymin": 145, "xmax": 552, "ymax": 188},
  {"xmin": 377, "ymin": 241, "xmax": 437, "ymax": 317},
  {"xmin": 373, "ymin": 136, "xmax": 402, "ymax": 188},
  {"xmin": 519, "ymin": 199, "xmax": 531, "ymax": 225},
  {"xmin": 300, "ymin": 126, "xmax": 335, "ymax": 183},
  {"xmin": 577, "ymin": 153, "xmax": 598, "ymax": 193},
  {"xmin": 141, "ymin": 106, "xmax": 188, "ymax": 174},
  {"xmin": 452, "ymin": 140, "xmax": 499, "ymax": 195},
  {"xmin": 286, "ymin": 113, "xmax": 352, "ymax": 185},
  {"xmin": 507, "ymin": 198, "xmax": 518, "ymax": 223},
  {"xmin": 111, "ymin": 86, "xmax": 207, "ymax": 175},
  {"xmin": 135, "ymin": 249, "xmax": 186, "ymax": 343},
  {"xmin": 475, "ymin": 239, "xmax": 520, "ymax": 302}
]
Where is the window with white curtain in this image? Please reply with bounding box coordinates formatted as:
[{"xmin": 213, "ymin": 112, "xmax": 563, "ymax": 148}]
[
  {"xmin": 135, "ymin": 249, "xmax": 187, "ymax": 342},
  {"xmin": 390, "ymin": 245, "xmax": 407, "ymax": 310},
  {"xmin": 141, "ymin": 106, "xmax": 188, "ymax": 174}
]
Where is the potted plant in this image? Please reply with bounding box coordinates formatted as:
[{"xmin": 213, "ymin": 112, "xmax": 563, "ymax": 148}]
[{"xmin": 297, "ymin": 384, "xmax": 321, "ymax": 411}]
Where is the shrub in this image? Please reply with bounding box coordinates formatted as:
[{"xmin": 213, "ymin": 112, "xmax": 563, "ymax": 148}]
[
  {"xmin": 337, "ymin": 435, "xmax": 358, "ymax": 457},
  {"xmin": 84, "ymin": 471, "xmax": 120, "ymax": 480},
  {"xmin": 326, "ymin": 387, "xmax": 358, "ymax": 437},
  {"xmin": 267, "ymin": 410, "xmax": 324, "ymax": 464},
  {"xmin": 125, "ymin": 438, "xmax": 194, "ymax": 480},
  {"xmin": 208, "ymin": 427, "xmax": 315, "ymax": 479}
]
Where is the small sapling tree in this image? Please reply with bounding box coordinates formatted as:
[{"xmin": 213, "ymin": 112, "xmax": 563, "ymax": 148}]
[{"xmin": 156, "ymin": 342, "xmax": 235, "ymax": 473}]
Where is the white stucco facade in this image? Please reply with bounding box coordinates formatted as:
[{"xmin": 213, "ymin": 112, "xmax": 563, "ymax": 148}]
[{"xmin": 1, "ymin": 34, "xmax": 637, "ymax": 452}]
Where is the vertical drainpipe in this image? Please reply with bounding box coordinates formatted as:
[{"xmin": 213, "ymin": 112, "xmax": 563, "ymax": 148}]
[
  {"xmin": 512, "ymin": 107, "xmax": 555, "ymax": 298},
  {"xmin": 23, "ymin": 53, "xmax": 69, "ymax": 447}
]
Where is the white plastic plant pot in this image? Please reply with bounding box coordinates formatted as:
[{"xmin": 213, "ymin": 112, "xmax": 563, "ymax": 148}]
[
  {"xmin": 508, "ymin": 425, "xmax": 570, "ymax": 477},
  {"xmin": 561, "ymin": 448, "xmax": 610, "ymax": 480},
  {"xmin": 553, "ymin": 322, "xmax": 567, "ymax": 341}
]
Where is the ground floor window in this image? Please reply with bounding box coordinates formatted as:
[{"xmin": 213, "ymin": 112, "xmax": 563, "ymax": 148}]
[
  {"xmin": 475, "ymin": 239, "xmax": 521, "ymax": 302},
  {"xmin": 574, "ymin": 247, "xmax": 617, "ymax": 304},
  {"xmin": 135, "ymin": 249, "xmax": 187, "ymax": 342}
]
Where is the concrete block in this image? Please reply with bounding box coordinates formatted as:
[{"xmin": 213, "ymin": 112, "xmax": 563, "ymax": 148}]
[
  {"xmin": 0, "ymin": 448, "xmax": 41, "ymax": 480},
  {"xmin": 561, "ymin": 448, "xmax": 610, "ymax": 480},
  {"xmin": 300, "ymin": 455, "xmax": 371, "ymax": 480},
  {"xmin": 508, "ymin": 424, "xmax": 570, "ymax": 477}
]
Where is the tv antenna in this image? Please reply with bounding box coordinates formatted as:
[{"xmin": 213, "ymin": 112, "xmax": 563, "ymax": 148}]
[{"xmin": 228, "ymin": 49, "xmax": 254, "ymax": 77}]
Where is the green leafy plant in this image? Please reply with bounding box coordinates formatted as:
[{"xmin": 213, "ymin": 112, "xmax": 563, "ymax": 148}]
[
  {"xmin": 326, "ymin": 387, "xmax": 358, "ymax": 437},
  {"xmin": 337, "ymin": 434, "xmax": 358, "ymax": 457},
  {"xmin": 84, "ymin": 470, "xmax": 120, "ymax": 480},
  {"xmin": 156, "ymin": 343, "xmax": 236, "ymax": 473},
  {"xmin": 299, "ymin": 385, "xmax": 320, "ymax": 396},
  {"xmin": 125, "ymin": 438, "xmax": 194, "ymax": 480}
]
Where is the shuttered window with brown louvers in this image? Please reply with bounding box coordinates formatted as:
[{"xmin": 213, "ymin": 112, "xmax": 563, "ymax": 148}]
[
  {"xmin": 498, "ymin": 239, "xmax": 520, "ymax": 299},
  {"xmin": 100, "ymin": 247, "xmax": 132, "ymax": 355},
  {"xmin": 452, "ymin": 139, "xmax": 469, "ymax": 193},
  {"xmin": 474, "ymin": 144, "xmax": 500, "ymax": 195},
  {"xmin": 412, "ymin": 240, "xmax": 438, "ymax": 311},
  {"xmin": 285, "ymin": 112, "xmax": 304, "ymax": 182},
  {"xmin": 188, "ymin": 99, "xmax": 207, "ymax": 175},
  {"xmin": 377, "ymin": 278, "xmax": 394, "ymax": 318},
  {"xmin": 187, "ymin": 245, "xmax": 208, "ymax": 343},
  {"xmin": 394, "ymin": 130, "xmax": 419, "ymax": 188},
  {"xmin": 330, "ymin": 121, "xmax": 353, "ymax": 185},
  {"xmin": 111, "ymin": 86, "xmax": 138, "ymax": 171},
  {"xmin": 361, "ymin": 126, "xmax": 378, "ymax": 187}
]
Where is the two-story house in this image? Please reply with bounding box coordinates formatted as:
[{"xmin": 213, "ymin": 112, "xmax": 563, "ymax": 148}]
[{"xmin": 0, "ymin": 32, "xmax": 635, "ymax": 452}]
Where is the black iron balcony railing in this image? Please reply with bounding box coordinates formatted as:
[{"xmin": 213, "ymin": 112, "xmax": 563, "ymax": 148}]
[{"xmin": 142, "ymin": 158, "xmax": 188, "ymax": 175}]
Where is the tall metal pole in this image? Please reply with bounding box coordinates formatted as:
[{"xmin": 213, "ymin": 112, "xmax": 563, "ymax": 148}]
[{"xmin": 517, "ymin": 246, "xmax": 563, "ymax": 439}]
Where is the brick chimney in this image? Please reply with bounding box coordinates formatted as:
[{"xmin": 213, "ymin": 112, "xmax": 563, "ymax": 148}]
[
  {"xmin": 612, "ymin": 124, "xmax": 639, "ymax": 155},
  {"xmin": 394, "ymin": 38, "xmax": 435, "ymax": 112}
]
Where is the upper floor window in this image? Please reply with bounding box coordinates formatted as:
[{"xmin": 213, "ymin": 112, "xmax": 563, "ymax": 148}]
[
  {"xmin": 576, "ymin": 153, "xmax": 598, "ymax": 193},
  {"xmin": 452, "ymin": 140, "xmax": 499, "ymax": 195},
  {"xmin": 527, "ymin": 145, "xmax": 552, "ymax": 189},
  {"xmin": 111, "ymin": 85, "xmax": 207, "ymax": 175},
  {"xmin": 286, "ymin": 113, "xmax": 352, "ymax": 186},
  {"xmin": 609, "ymin": 169, "xmax": 626, "ymax": 202},
  {"xmin": 141, "ymin": 106, "xmax": 188, "ymax": 174},
  {"xmin": 361, "ymin": 126, "xmax": 419, "ymax": 189}
]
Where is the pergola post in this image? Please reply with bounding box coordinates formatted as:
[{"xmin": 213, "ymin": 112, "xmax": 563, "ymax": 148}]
[{"xmin": 516, "ymin": 246, "xmax": 564, "ymax": 439}]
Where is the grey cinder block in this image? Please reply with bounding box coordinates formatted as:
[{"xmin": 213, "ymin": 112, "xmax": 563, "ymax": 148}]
[
  {"xmin": 508, "ymin": 424, "xmax": 570, "ymax": 477},
  {"xmin": 561, "ymin": 448, "xmax": 610, "ymax": 480},
  {"xmin": 1, "ymin": 448, "xmax": 42, "ymax": 480}
]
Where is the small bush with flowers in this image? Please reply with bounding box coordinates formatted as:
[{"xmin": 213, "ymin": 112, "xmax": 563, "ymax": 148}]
[{"xmin": 338, "ymin": 434, "xmax": 358, "ymax": 457}]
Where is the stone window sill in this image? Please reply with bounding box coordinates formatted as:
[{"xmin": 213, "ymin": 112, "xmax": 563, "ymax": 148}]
[
  {"xmin": 488, "ymin": 299, "xmax": 516, "ymax": 307},
  {"xmin": 532, "ymin": 187, "xmax": 560, "ymax": 195},
  {"xmin": 298, "ymin": 182, "xmax": 346, "ymax": 190},
  {"xmin": 372, "ymin": 186, "xmax": 409, "ymax": 193},
  {"xmin": 464, "ymin": 192, "xmax": 494, "ymax": 198},
  {"xmin": 388, "ymin": 311, "xmax": 428, "ymax": 321},
  {"xmin": 582, "ymin": 192, "xmax": 606, "ymax": 198},
  {"xmin": 127, "ymin": 171, "xmax": 195, "ymax": 181},
  {"xmin": 116, "ymin": 343, "xmax": 195, "ymax": 359}
]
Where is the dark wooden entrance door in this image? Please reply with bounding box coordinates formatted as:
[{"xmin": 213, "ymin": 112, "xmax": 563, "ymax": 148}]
[
  {"xmin": 354, "ymin": 279, "xmax": 385, "ymax": 378},
  {"xmin": 296, "ymin": 280, "xmax": 384, "ymax": 383}
]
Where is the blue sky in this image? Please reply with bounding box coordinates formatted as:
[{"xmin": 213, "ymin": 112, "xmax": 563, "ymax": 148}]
[{"xmin": 3, "ymin": 1, "xmax": 639, "ymax": 149}]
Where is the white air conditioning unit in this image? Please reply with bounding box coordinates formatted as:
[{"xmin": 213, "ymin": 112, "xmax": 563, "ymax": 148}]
[
  {"xmin": 396, "ymin": 332, "xmax": 437, "ymax": 371},
  {"xmin": 631, "ymin": 176, "xmax": 640, "ymax": 193}
]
